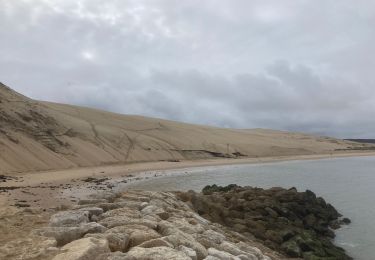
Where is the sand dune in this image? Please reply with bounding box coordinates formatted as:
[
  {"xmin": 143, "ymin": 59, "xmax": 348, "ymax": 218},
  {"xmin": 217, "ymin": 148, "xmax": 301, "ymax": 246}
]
[{"xmin": 0, "ymin": 82, "xmax": 371, "ymax": 175}]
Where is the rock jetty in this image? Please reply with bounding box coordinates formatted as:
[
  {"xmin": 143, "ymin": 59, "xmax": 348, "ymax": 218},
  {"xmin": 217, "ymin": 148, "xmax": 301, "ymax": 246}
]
[
  {"xmin": 178, "ymin": 185, "xmax": 352, "ymax": 259},
  {"xmin": 30, "ymin": 185, "xmax": 351, "ymax": 260},
  {"xmin": 34, "ymin": 190, "xmax": 278, "ymax": 260}
]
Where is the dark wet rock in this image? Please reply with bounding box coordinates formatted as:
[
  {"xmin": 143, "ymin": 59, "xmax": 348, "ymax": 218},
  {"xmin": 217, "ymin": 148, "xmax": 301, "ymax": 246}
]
[
  {"xmin": 0, "ymin": 174, "xmax": 19, "ymax": 182},
  {"xmin": 281, "ymin": 239, "xmax": 301, "ymax": 257},
  {"xmin": 14, "ymin": 202, "xmax": 31, "ymax": 207},
  {"xmin": 202, "ymin": 184, "xmax": 239, "ymax": 195},
  {"xmin": 0, "ymin": 186, "xmax": 20, "ymax": 193},
  {"xmin": 179, "ymin": 185, "xmax": 352, "ymax": 260}
]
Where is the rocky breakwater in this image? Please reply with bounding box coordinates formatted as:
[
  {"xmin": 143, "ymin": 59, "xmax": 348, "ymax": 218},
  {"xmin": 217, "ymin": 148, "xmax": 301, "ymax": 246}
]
[
  {"xmin": 178, "ymin": 185, "xmax": 351, "ymax": 260},
  {"xmin": 34, "ymin": 190, "xmax": 279, "ymax": 260}
]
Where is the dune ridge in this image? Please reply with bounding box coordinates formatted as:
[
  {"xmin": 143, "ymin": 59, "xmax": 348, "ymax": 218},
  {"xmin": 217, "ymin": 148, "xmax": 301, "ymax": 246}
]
[{"xmin": 0, "ymin": 82, "xmax": 371, "ymax": 175}]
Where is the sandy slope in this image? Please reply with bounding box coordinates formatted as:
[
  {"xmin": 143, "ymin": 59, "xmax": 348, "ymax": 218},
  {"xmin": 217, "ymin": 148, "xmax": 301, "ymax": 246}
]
[{"xmin": 0, "ymin": 82, "xmax": 372, "ymax": 175}]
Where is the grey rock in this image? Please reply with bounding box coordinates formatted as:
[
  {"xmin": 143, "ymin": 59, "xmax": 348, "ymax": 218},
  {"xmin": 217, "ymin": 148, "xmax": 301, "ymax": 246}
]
[
  {"xmin": 78, "ymin": 207, "xmax": 104, "ymax": 217},
  {"xmin": 36, "ymin": 222, "xmax": 106, "ymax": 246},
  {"xmin": 50, "ymin": 210, "xmax": 90, "ymax": 227},
  {"xmin": 178, "ymin": 245, "xmax": 198, "ymax": 260},
  {"xmin": 203, "ymin": 257, "xmax": 221, "ymax": 260},
  {"xmin": 207, "ymin": 248, "xmax": 240, "ymax": 260},
  {"xmin": 85, "ymin": 232, "xmax": 130, "ymax": 252},
  {"xmin": 78, "ymin": 199, "xmax": 108, "ymax": 205},
  {"xmin": 52, "ymin": 237, "xmax": 110, "ymax": 260},
  {"xmin": 138, "ymin": 238, "xmax": 174, "ymax": 248},
  {"xmin": 125, "ymin": 246, "xmax": 191, "ymax": 260}
]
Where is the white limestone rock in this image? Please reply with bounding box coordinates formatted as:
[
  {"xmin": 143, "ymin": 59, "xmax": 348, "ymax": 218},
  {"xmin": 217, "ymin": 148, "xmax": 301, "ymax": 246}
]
[
  {"xmin": 207, "ymin": 248, "xmax": 241, "ymax": 260},
  {"xmin": 53, "ymin": 237, "xmax": 110, "ymax": 260},
  {"xmin": 178, "ymin": 245, "xmax": 198, "ymax": 260},
  {"xmin": 125, "ymin": 246, "xmax": 191, "ymax": 260},
  {"xmin": 50, "ymin": 210, "xmax": 90, "ymax": 227}
]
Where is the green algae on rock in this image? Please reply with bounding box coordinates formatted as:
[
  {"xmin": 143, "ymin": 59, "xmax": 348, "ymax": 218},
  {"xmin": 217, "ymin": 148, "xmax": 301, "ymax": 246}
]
[{"xmin": 179, "ymin": 185, "xmax": 352, "ymax": 260}]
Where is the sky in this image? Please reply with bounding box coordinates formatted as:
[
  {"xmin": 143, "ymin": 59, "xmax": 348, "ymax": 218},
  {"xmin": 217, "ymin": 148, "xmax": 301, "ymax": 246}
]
[{"xmin": 1, "ymin": 0, "xmax": 374, "ymax": 138}]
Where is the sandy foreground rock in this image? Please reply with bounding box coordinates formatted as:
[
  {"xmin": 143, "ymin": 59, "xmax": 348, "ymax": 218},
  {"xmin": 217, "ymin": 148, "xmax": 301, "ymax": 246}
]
[{"xmin": 6, "ymin": 190, "xmax": 287, "ymax": 260}]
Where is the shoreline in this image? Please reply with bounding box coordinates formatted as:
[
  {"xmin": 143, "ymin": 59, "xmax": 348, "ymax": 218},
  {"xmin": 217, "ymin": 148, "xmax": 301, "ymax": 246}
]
[
  {"xmin": 2, "ymin": 151, "xmax": 375, "ymax": 188},
  {"xmin": 1, "ymin": 151, "xmax": 374, "ymax": 212}
]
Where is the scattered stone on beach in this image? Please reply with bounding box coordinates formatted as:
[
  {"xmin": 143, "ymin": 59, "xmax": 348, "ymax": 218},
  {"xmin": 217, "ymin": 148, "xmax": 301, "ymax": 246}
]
[
  {"xmin": 0, "ymin": 186, "xmax": 20, "ymax": 193},
  {"xmin": 0, "ymin": 174, "xmax": 20, "ymax": 182},
  {"xmin": 178, "ymin": 184, "xmax": 352, "ymax": 259}
]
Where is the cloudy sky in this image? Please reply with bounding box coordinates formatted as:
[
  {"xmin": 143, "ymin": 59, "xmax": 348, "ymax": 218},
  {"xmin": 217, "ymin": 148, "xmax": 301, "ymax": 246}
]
[{"xmin": 1, "ymin": 0, "xmax": 374, "ymax": 138}]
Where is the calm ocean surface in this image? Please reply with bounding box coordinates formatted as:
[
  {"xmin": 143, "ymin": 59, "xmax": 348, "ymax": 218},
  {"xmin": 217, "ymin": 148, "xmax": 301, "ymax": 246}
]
[{"xmin": 125, "ymin": 156, "xmax": 375, "ymax": 260}]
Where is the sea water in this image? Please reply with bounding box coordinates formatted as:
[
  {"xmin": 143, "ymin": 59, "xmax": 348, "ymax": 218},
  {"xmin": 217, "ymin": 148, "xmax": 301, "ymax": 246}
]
[{"xmin": 126, "ymin": 156, "xmax": 375, "ymax": 260}]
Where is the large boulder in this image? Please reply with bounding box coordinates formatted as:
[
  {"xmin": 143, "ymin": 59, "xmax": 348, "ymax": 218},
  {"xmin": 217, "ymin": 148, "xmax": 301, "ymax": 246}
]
[
  {"xmin": 178, "ymin": 245, "xmax": 198, "ymax": 260},
  {"xmin": 78, "ymin": 207, "xmax": 104, "ymax": 218},
  {"xmin": 196, "ymin": 229, "xmax": 227, "ymax": 249},
  {"xmin": 99, "ymin": 215, "xmax": 158, "ymax": 230},
  {"xmin": 137, "ymin": 238, "xmax": 174, "ymax": 248},
  {"xmin": 124, "ymin": 246, "xmax": 191, "ymax": 260},
  {"xmin": 207, "ymin": 247, "xmax": 240, "ymax": 260},
  {"xmin": 218, "ymin": 241, "xmax": 257, "ymax": 260},
  {"xmin": 35, "ymin": 222, "xmax": 107, "ymax": 246},
  {"xmin": 106, "ymin": 224, "xmax": 161, "ymax": 247},
  {"xmin": 129, "ymin": 228, "xmax": 161, "ymax": 247},
  {"xmin": 163, "ymin": 233, "xmax": 208, "ymax": 260},
  {"xmin": 78, "ymin": 199, "xmax": 108, "ymax": 205},
  {"xmin": 85, "ymin": 232, "xmax": 130, "ymax": 252},
  {"xmin": 50, "ymin": 210, "xmax": 90, "ymax": 227},
  {"xmin": 53, "ymin": 237, "xmax": 110, "ymax": 260},
  {"xmin": 141, "ymin": 205, "xmax": 170, "ymax": 220}
]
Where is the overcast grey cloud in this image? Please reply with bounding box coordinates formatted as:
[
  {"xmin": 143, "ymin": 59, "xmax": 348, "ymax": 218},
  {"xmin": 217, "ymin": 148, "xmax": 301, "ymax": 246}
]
[{"xmin": 1, "ymin": 0, "xmax": 375, "ymax": 138}]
